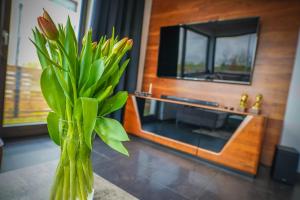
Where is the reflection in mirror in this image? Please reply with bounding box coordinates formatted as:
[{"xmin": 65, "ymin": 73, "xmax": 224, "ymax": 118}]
[
  {"xmin": 214, "ymin": 34, "xmax": 256, "ymax": 82},
  {"xmin": 136, "ymin": 97, "xmax": 246, "ymax": 153},
  {"xmin": 182, "ymin": 29, "xmax": 208, "ymax": 79}
]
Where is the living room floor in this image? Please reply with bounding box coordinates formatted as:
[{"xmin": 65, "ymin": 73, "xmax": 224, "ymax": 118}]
[{"xmin": 1, "ymin": 135, "xmax": 299, "ymax": 200}]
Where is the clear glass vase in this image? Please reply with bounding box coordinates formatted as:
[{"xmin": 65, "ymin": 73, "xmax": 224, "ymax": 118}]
[{"xmin": 50, "ymin": 120, "xmax": 94, "ymax": 200}]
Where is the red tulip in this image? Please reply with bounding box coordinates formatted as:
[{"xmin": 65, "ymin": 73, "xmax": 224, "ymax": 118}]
[
  {"xmin": 42, "ymin": 9, "xmax": 55, "ymax": 27},
  {"xmin": 37, "ymin": 10, "xmax": 58, "ymax": 41}
]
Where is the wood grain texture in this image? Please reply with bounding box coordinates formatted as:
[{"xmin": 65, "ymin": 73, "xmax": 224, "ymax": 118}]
[
  {"xmin": 197, "ymin": 114, "xmax": 266, "ymax": 174},
  {"xmin": 123, "ymin": 95, "xmax": 266, "ymax": 175},
  {"xmin": 141, "ymin": 0, "xmax": 300, "ymax": 166}
]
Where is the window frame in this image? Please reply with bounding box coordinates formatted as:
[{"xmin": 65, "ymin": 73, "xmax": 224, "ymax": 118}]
[{"xmin": 0, "ymin": 0, "xmax": 88, "ymax": 138}]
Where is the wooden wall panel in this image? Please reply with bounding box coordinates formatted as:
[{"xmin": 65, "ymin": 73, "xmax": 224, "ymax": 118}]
[{"xmin": 142, "ymin": 0, "xmax": 300, "ymax": 166}]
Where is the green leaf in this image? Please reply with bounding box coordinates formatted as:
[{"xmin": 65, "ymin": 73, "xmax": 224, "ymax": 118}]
[
  {"xmin": 73, "ymin": 98, "xmax": 82, "ymax": 120},
  {"xmin": 47, "ymin": 112, "xmax": 60, "ymax": 146},
  {"xmin": 32, "ymin": 28, "xmax": 51, "ymax": 69},
  {"xmin": 88, "ymin": 59, "xmax": 105, "ymax": 87},
  {"xmin": 51, "ymin": 66, "xmax": 73, "ymax": 106},
  {"xmin": 79, "ymin": 97, "xmax": 98, "ymax": 149},
  {"xmin": 64, "ymin": 17, "xmax": 77, "ymax": 76},
  {"xmin": 58, "ymin": 24, "xmax": 66, "ymax": 44},
  {"xmin": 93, "ymin": 37, "xmax": 105, "ymax": 60},
  {"xmin": 41, "ymin": 67, "xmax": 66, "ymax": 116},
  {"xmin": 80, "ymin": 59, "xmax": 105, "ymax": 96},
  {"xmin": 79, "ymin": 30, "xmax": 92, "ymax": 89},
  {"xmin": 30, "ymin": 39, "xmax": 65, "ymax": 70},
  {"xmin": 66, "ymin": 17, "xmax": 77, "ymax": 49},
  {"xmin": 99, "ymin": 91, "xmax": 128, "ymax": 116},
  {"xmin": 95, "ymin": 117, "xmax": 129, "ymax": 141},
  {"xmin": 94, "ymin": 85, "xmax": 113, "ymax": 103},
  {"xmin": 95, "ymin": 117, "xmax": 129, "ymax": 156},
  {"xmin": 109, "ymin": 27, "xmax": 116, "ymax": 53},
  {"xmin": 103, "ymin": 139, "xmax": 129, "ymax": 156},
  {"xmin": 110, "ymin": 59, "xmax": 130, "ymax": 88},
  {"xmin": 94, "ymin": 61, "xmax": 119, "ymax": 90},
  {"xmin": 48, "ymin": 41, "xmax": 59, "ymax": 62}
]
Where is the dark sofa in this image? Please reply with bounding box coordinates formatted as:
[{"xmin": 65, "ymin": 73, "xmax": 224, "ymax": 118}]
[{"xmin": 176, "ymin": 106, "xmax": 228, "ymax": 129}]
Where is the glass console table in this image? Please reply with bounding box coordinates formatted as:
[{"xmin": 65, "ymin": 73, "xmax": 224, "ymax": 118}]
[
  {"xmin": 136, "ymin": 97, "xmax": 245, "ymax": 153},
  {"xmin": 123, "ymin": 95, "xmax": 266, "ymax": 175}
]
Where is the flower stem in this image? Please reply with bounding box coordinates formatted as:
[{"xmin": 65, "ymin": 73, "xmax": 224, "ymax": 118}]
[
  {"xmin": 69, "ymin": 160, "xmax": 76, "ymax": 200},
  {"xmin": 77, "ymin": 159, "xmax": 87, "ymax": 200},
  {"xmin": 63, "ymin": 165, "xmax": 70, "ymax": 200},
  {"xmin": 55, "ymin": 177, "xmax": 63, "ymax": 200},
  {"xmin": 50, "ymin": 120, "xmax": 93, "ymax": 200}
]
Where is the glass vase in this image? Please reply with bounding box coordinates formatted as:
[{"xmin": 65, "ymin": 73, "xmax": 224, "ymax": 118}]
[{"xmin": 50, "ymin": 120, "xmax": 94, "ymax": 200}]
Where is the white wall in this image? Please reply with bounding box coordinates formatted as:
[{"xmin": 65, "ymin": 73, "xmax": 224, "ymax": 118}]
[
  {"xmin": 7, "ymin": 0, "xmax": 82, "ymax": 67},
  {"xmin": 136, "ymin": 0, "xmax": 152, "ymax": 92},
  {"xmin": 280, "ymin": 30, "xmax": 300, "ymax": 172}
]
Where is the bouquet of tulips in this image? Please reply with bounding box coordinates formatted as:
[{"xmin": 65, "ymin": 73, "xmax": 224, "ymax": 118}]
[{"xmin": 31, "ymin": 9, "xmax": 132, "ymax": 200}]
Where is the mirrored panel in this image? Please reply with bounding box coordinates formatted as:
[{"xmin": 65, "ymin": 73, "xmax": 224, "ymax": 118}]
[{"xmin": 136, "ymin": 97, "xmax": 246, "ymax": 153}]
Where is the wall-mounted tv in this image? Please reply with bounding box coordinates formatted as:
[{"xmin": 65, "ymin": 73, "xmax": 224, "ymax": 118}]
[{"xmin": 157, "ymin": 17, "xmax": 259, "ymax": 84}]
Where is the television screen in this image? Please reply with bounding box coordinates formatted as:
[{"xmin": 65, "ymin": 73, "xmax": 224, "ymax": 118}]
[{"xmin": 157, "ymin": 17, "xmax": 259, "ymax": 84}]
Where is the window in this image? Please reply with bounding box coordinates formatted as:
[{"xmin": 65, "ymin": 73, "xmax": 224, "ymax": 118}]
[
  {"xmin": 183, "ymin": 29, "xmax": 208, "ymax": 79},
  {"xmin": 3, "ymin": 0, "xmax": 84, "ymax": 126}
]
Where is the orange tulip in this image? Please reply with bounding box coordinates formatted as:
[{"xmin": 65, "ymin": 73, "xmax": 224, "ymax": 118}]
[{"xmin": 37, "ymin": 10, "xmax": 58, "ymax": 41}]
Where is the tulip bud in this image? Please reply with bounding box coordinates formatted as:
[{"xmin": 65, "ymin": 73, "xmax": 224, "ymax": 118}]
[
  {"xmin": 124, "ymin": 39, "xmax": 133, "ymax": 52},
  {"xmin": 37, "ymin": 15, "xmax": 58, "ymax": 41},
  {"xmin": 82, "ymin": 34, "xmax": 87, "ymax": 45},
  {"xmin": 92, "ymin": 42, "xmax": 97, "ymax": 51},
  {"xmin": 43, "ymin": 9, "xmax": 55, "ymax": 27},
  {"xmin": 112, "ymin": 37, "xmax": 128, "ymax": 54},
  {"xmin": 126, "ymin": 39, "xmax": 133, "ymax": 49},
  {"xmin": 101, "ymin": 39, "xmax": 110, "ymax": 56},
  {"xmin": 82, "ymin": 30, "xmax": 92, "ymax": 46}
]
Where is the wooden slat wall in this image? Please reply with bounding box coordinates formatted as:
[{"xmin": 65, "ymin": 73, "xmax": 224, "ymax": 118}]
[
  {"xmin": 142, "ymin": 0, "xmax": 300, "ymax": 166},
  {"xmin": 3, "ymin": 65, "xmax": 49, "ymax": 124}
]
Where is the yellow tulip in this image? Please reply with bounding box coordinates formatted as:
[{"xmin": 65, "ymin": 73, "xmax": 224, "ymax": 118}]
[{"xmin": 112, "ymin": 37, "xmax": 128, "ymax": 54}]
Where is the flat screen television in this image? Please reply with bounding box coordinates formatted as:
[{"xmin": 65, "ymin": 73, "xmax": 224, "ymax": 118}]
[{"xmin": 157, "ymin": 17, "xmax": 260, "ymax": 84}]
